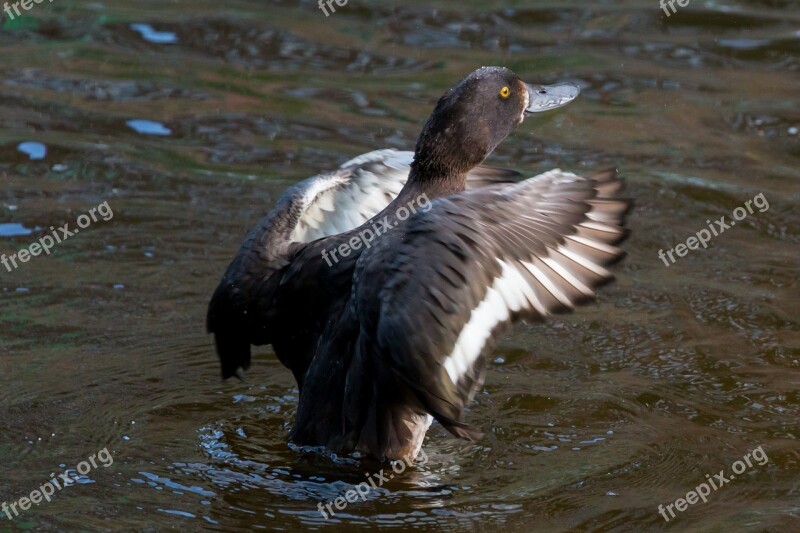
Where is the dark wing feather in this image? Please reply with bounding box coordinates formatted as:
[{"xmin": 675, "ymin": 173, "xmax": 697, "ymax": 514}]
[{"xmin": 362, "ymin": 169, "xmax": 630, "ymax": 445}]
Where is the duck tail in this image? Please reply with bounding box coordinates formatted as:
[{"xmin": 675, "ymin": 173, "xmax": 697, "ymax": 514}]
[{"xmin": 207, "ymin": 282, "xmax": 252, "ymax": 381}]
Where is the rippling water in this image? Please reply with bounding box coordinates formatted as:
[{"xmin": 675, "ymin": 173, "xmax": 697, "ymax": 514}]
[{"xmin": 1, "ymin": 1, "xmax": 798, "ymax": 531}]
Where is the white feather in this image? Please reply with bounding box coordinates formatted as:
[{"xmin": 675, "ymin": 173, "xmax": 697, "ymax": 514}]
[
  {"xmin": 289, "ymin": 151, "xmax": 412, "ymax": 243},
  {"xmin": 444, "ymin": 260, "xmax": 519, "ymax": 385}
]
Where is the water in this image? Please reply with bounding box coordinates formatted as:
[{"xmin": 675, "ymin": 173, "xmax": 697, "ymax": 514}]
[{"xmin": 1, "ymin": 1, "xmax": 798, "ymax": 531}]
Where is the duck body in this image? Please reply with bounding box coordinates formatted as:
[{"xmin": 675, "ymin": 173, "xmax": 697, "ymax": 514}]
[
  {"xmin": 208, "ymin": 67, "xmax": 630, "ymax": 462},
  {"xmin": 207, "ymin": 149, "xmax": 519, "ymax": 387}
]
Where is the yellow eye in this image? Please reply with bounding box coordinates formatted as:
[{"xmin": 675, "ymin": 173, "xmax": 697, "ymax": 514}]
[{"xmin": 499, "ymin": 86, "xmax": 511, "ymax": 99}]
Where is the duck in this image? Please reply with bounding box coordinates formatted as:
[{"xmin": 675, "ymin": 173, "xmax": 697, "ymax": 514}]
[{"xmin": 207, "ymin": 66, "xmax": 630, "ymax": 463}]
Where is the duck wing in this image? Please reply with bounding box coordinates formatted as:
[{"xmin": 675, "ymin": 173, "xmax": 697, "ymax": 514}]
[
  {"xmin": 351, "ymin": 169, "xmax": 630, "ymax": 455},
  {"xmin": 207, "ymin": 150, "xmax": 406, "ymax": 381},
  {"xmin": 287, "ymin": 150, "xmax": 410, "ymax": 243}
]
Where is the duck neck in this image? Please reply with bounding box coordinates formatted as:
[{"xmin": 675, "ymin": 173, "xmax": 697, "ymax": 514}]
[
  {"xmin": 399, "ymin": 136, "xmax": 485, "ymax": 203},
  {"xmin": 402, "ymin": 164, "xmax": 467, "ymax": 201},
  {"xmin": 375, "ymin": 164, "xmax": 464, "ymax": 228},
  {"xmin": 400, "ymin": 95, "xmax": 492, "ymax": 200}
]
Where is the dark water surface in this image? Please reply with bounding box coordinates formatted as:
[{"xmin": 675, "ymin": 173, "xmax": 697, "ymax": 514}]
[{"xmin": 1, "ymin": 0, "xmax": 798, "ymax": 531}]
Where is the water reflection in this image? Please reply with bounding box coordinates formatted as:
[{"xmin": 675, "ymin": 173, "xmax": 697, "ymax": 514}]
[
  {"xmin": 129, "ymin": 23, "xmax": 179, "ymax": 44},
  {"xmin": 16, "ymin": 141, "xmax": 46, "ymax": 160},
  {"xmin": 126, "ymin": 119, "xmax": 173, "ymax": 136},
  {"xmin": 0, "ymin": 222, "xmax": 35, "ymax": 237}
]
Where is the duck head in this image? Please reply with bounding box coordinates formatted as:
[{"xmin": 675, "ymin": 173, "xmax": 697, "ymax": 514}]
[{"xmin": 409, "ymin": 66, "xmax": 580, "ymax": 184}]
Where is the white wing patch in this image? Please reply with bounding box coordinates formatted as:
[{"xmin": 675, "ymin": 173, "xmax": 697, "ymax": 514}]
[
  {"xmin": 289, "ymin": 151, "xmax": 413, "ymax": 243},
  {"xmin": 342, "ymin": 149, "xmax": 413, "ymax": 169},
  {"xmin": 443, "ymin": 260, "xmax": 518, "ymax": 385},
  {"xmin": 444, "ymin": 237, "xmax": 619, "ymax": 386}
]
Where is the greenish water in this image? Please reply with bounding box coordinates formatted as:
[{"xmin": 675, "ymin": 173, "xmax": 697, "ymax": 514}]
[{"xmin": 0, "ymin": 1, "xmax": 798, "ymax": 531}]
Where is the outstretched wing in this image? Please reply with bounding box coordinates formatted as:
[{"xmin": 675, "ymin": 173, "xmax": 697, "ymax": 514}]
[
  {"xmin": 369, "ymin": 169, "xmax": 630, "ymax": 440},
  {"xmin": 207, "ymin": 151, "xmax": 408, "ymax": 380},
  {"xmin": 287, "ymin": 150, "xmax": 410, "ymax": 243}
]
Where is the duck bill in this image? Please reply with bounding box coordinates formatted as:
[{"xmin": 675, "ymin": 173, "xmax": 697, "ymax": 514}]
[{"xmin": 525, "ymin": 83, "xmax": 581, "ymax": 114}]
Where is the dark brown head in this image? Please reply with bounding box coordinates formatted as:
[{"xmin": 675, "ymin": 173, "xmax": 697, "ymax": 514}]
[{"xmin": 410, "ymin": 66, "xmax": 580, "ymax": 183}]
